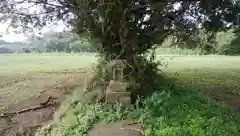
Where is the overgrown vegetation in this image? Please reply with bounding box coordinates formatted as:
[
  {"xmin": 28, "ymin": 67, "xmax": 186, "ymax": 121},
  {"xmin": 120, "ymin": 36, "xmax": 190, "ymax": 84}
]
[{"xmin": 36, "ymin": 84, "xmax": 240, "ymax": 136}]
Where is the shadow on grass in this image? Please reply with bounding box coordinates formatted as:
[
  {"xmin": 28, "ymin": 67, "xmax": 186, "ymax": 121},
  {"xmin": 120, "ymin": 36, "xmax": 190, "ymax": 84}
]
[{"xmin": 131, "ymin": 71, "xmax": 176, "ymax": 104}]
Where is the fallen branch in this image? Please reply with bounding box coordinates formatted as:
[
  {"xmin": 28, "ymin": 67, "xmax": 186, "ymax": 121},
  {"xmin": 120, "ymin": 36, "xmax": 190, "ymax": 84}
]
[
  {"xmin": 40, "ymin": 96, "xmax": 56, "ymax": 106},
  {"xmin": 0, "ymin": 126, "xmax": 12, "ymax": 136},
  {"xmin": 0, "ymin": 96, "xmax": 57, "ymax": 118}
]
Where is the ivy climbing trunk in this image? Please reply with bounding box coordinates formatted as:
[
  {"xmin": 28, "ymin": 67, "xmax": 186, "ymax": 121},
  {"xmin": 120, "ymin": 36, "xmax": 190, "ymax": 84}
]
[{"xmin": 72, "ymin": 0, "xmax": 166, "ymax": 100}]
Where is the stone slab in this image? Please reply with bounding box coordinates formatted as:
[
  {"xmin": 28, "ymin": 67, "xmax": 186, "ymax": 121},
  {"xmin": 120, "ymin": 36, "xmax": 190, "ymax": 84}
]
[
  {"xmin": 108, "ymin": 80, "xmax": 128, "ymax": 92},
  {"xmin": 118, "ymin": 96, "xmax": 131, "ymax": 104},
  {"xmin": 105, "ymin": 91, "xmax": 131, "ymax": 104},
  {"xmin": 88, "ymin": 120, "xmax": 143, "ymax": 136}
]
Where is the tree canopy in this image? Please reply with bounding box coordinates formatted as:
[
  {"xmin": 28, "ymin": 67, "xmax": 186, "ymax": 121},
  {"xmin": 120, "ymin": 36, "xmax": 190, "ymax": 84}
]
[
  {"xmin": 1, "ymin": 0, "xmax": 240, "ymax": 95},
  {"xmin": 1, "ymin": 1, "xmax": 239, "ymax": 55}
]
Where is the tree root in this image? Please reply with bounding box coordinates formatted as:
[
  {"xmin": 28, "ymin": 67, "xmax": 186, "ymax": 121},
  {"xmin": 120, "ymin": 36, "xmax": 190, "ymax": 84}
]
[{"xmin": 0, "ymin": 96, "xmax": 57, "ymax": 118}]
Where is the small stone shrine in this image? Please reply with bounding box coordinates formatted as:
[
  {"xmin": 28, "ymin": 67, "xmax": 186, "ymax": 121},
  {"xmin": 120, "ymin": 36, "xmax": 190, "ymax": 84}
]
[{"xmin": 105, "ymin": 59, "xmax": 131, "ymax": 104}]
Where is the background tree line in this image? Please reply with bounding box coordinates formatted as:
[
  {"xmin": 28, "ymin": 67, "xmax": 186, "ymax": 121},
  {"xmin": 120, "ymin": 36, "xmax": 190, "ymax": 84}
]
[
  {"xmin": 0, "ymin": 31, "xmax": 97, "ymax": 53},
  {"xmin": 0, "ymin": 28, "xmax": 239, "ymax": 55},
  {"xmin": 161, "ymin": 27, "xmax": 240, "ymax": 55}
]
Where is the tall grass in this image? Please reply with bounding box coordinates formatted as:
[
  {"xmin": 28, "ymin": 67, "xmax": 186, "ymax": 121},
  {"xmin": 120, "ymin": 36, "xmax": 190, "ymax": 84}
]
[{"xmin": 155, "ymin": 47, "xmax": 206, "ymax": 55}]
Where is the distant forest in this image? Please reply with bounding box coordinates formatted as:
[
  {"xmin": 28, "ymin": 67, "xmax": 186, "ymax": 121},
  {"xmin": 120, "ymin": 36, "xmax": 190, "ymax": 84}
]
[
  {"xmin": 0, "ymin": 31, "xmax": 98, "ymax": 53},
  {"xmin": 0, "ymin": 28, "xmax": 240, "ymax": 55}
]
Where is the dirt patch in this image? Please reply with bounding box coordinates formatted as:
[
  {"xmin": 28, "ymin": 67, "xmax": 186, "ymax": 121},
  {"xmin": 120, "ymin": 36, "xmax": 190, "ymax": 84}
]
[
  {"xmin": 200, "ymin": 88, "xmax": 240, "ymax": 111},
  {"xmin": 0, "ymin": 71, "xmax": 88, "ymax": 136},
  {"xmin": 207, "ymin": 91, "xmax": 240, "ymax": 111}
]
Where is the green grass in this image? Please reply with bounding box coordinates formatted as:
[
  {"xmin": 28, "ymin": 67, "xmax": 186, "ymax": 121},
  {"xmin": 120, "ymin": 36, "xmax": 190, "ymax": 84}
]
[
  {"xmin": 36, "ymin": 86, "xmax": 240, "ymax": 136},
  {"xmin": 0, "ymin": 53, "xmax": 97, "ymax": 74},
  {"xmin": 1, "ymin": 53, "xmax": 240, "ymax": 97},
  {"xmin": 165, "ymin": 68, "xmax": 240, "ymax": 95},
  {"xmin": 159, "ymin": 56, "xmax": 240, "ymax": 95}
]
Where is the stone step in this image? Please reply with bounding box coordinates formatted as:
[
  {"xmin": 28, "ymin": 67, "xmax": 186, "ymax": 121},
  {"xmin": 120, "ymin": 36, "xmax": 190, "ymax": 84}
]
[
  {"xmin": 105, "ymin": 91, "xmax": 131, "ymax": 104},
  {"xmin": 107, "ymin": 80, "xmax": 128, "ymax": 92},
  {"xmin": 88, "ymin": 120, "xmax": 143, "ymax": 136}
]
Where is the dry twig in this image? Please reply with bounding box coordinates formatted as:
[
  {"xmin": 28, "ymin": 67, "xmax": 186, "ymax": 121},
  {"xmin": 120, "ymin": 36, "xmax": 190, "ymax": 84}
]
[{"xmin": 0, "ymin": 96, "xmax": 57, "ymax": 118}]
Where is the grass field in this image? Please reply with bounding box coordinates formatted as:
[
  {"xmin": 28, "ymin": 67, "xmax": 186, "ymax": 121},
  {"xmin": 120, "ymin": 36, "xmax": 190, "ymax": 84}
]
[
  {"xmin": 0, "ymin": 53, "xmax": 240, "ymax": 136},
  {"xmin": 0, "ymin": 53, "xmax": 96, "ymax": 74},
  {"xmin": 161, "ymin": 56, "xmax": 240, "ymax": 95}
]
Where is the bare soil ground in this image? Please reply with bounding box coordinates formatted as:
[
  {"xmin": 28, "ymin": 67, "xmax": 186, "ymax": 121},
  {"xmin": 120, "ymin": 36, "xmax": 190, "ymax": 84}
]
[
  {"xmin": 0, "ymin": 70, "xmax": 88, "ymax": 136},
  {"xmin": 206, "ymin": 90, "xmax": 240, "ymax": 111}
]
